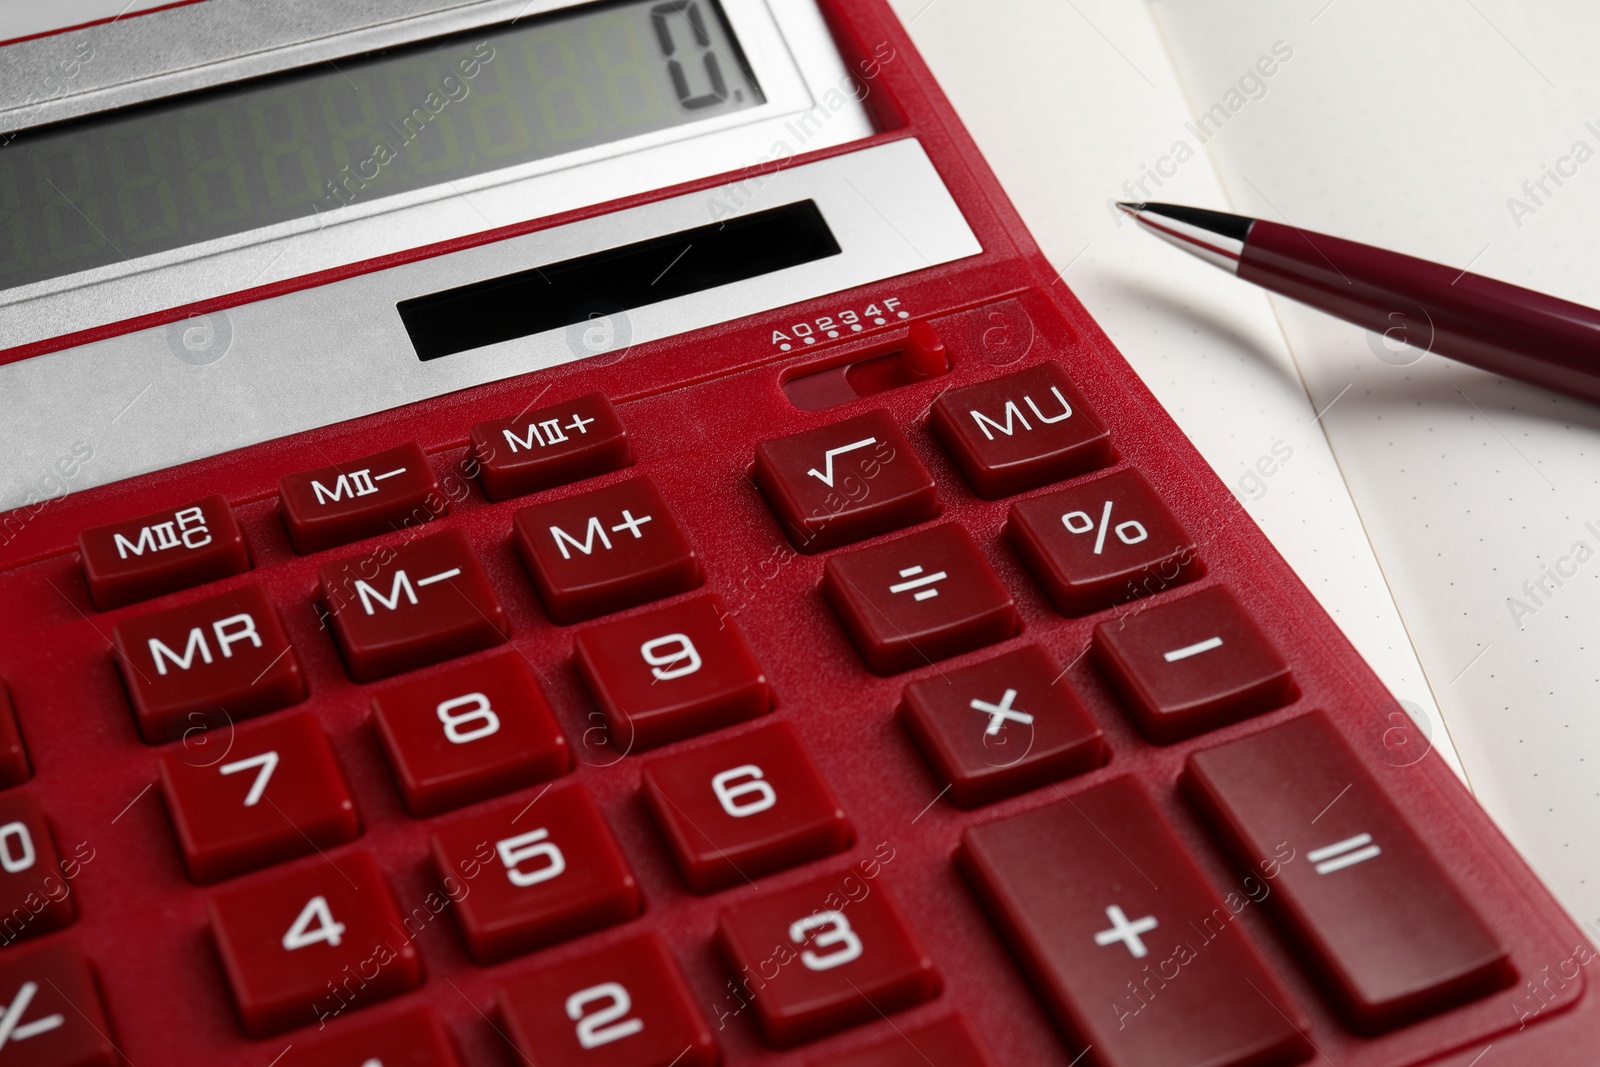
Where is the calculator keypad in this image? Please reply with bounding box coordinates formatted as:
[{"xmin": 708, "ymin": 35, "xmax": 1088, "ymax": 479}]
[
  {"xmin": 716, "ymin": 870, "xmax": 940, "ymax": 1047},
  {"xmin": 318, "ymin": 528, "xmax": 507, "ymax": 682},
  {"xmin": 1007, "ymin": 468, "xmax": 1199, "ymax": 615},
  {"xmin": 822, "ymin": 523, "xmax": 1017, "ymax": 675},
  {"xmin": 641, "ymin": 720, "xmax": 851, "ymax": 892},
  {"xmin": 470, "ymin": 391, "xmax": 633, "ymax": 501},
  {"xmin": 78, "ymin": 493, "xmax": 250, "ymax": 610},
  {"xmin": 1185, "ymin": 712, "xmax": 1512, "ymax": 1032},
  {"xmin": 513, "ymin": 474, "xmax": 701, "ymax": 623},
  {"xmin": 0, "ymin": 942, "xmax": 117, "ymax": 1067},
  {"xmin": 428, "ymin": 786, "xmax": 640, "ymax": 964},
  {"xmin": 929, "ymin": 361, "xmax": 1112, "ymax": 499},
  {"xmin": 8, "ymin": 344, "xmax": 1555, "ymax": 1062},
  {"xmin": 959, "ymin": 777, "xmax": 1311, "ymax": 1067},
  {"xmin": 900, "ymin": 644, "xmax": 1106, "ymax": 808},
  {"xmin": 279, "ymin": 442, "xmax": 442, "ymax": 554},
  {"xmin": 573, "ymin": 595, "xmax": 770, "ymax": 752},
  {"xmin": 208, "ymin": 850, "xmax": 423, "ymax": 1036},
  {"xmin": 370, "ymin": 651, "xmax": 570, "ymax": 817},
  {"xmin": 111, "ymin": 583, "xmax": 305, "ymax": 743},
  {"xmin": 158, "ymin": 710, "xmax": 360, "ymax": 883},
  {"xmin": 1093, "ymin": 586, "xmax": 1296, "ymax": 743},
  {"xmin": 754, "ymin": 410, "xmax": 940, "ymax": 552},
  {"xmin": 497, "ymin": 931, "xmax": 717, "ymax": 1067}
]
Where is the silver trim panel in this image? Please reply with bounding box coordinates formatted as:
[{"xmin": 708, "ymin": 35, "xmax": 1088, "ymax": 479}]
[{"xmin": 0, "ymin": 139, "xmax": 981, "ymax": 510}]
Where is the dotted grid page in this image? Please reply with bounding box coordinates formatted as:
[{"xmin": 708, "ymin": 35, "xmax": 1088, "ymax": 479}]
[
  {"xmin": 890, "ymin": 0, "xmax": 1461, "ymax": 774},
  {"xmin": 1151, "ymin": 0, "xmax": 1600, "ymax": 927}
]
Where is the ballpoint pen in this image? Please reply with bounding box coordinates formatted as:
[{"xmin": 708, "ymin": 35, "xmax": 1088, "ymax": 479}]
[{"xmin": 1119, "ymin": 202, "xmax": 1600, "ymax": 405}]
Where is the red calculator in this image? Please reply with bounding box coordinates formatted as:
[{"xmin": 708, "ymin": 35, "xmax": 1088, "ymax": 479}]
[{"xmin": 0, "ymin": 1, "xmax": 1594, "ymax": 1064}]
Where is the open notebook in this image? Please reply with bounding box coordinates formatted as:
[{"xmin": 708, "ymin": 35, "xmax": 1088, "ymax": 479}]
[{"xmin": 891, "ymin": 0, "xmax": 1600, "ymax": 931}]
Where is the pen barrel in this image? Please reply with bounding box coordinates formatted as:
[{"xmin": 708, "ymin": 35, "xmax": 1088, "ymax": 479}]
[{"xmin": 1240, "ymin": 220, "xmax": 1600, "ymax": 405}]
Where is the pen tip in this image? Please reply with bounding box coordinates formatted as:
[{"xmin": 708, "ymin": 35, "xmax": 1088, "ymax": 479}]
[{"xmin": 1116, "ymin": 201, "xmax": 1145, "ymax": 214}]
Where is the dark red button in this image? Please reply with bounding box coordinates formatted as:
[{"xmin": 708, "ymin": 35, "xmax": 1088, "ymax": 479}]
[
  {"xmin": 958, "ymin": 777, "xmax": 1309, "ymax": 1067},
  {"xmin": 279, "ymin": 1007, "xmax": 463, "ymax": 1066},
  {"xmin": 78, "ymin": 494, "xmax": 251, "ymax": 610},
  {"xmin": 158, "ymin": 711, "xmax": 360, "ymax": 884},
  {"xmin": 900, "ymin": 644, "xmax": 1105, "ymax": 808},
  {"xmin": 0, "ymin": 683, "xmax": 30, "ymax": 789},
  {"xmin": 498, "ymin": 931, "xmax": 717, "ymax": 1067},
  {"xmin": 0, "ymin": 942, "xmax": 117, "ymax": 1066},
  {"xmin": 209, "ymin": 849, "xmax": 423, "ymax": 1037},
  {"xmin": 1093, "ymin": 586, "xmax": 1295, "ymax": 743},
  {"xmin": 574, "ymin": 594, "xmax": 770, "ymax": 753},
  {"xmin": 111, "ymin": 584, "xmax": 306, "ymax": 744},
  {"xmin": 470, "ymin": 392, "xmax": 632, "ymax": 501},
  {"xmin": 371, "ymin": 651, "xmax": 570, "ymax": 817},
  {"xmin": 1006, "ymin": 468, "xmax": 1199, "ymax": 616},
  {"xmin": 319, "ymin": 528, "xmax": 507, "ymax": 683},
  {"xmin": 754, "ymin": 410, "xmax": 940, "ymax": 553},
  {"xmin": 641, "ymin": 720, "xmax": 851, "ymax": 893},
  {"xmin": 717, "ymin": 868, "xmax": 939, "ymax": 1047},
  {"xmin": 1184, "ymin": 712, "xmax": 1512, "ymax": 1032},
  {"xmin": 0, "ymin": 793, "xmax": 75, "ymax": 943},
  {"xmin": 820, "ymin": 1015, "xmax": 1000, "ymax": 1067},
  {"xmin": 512, "ymin": 475, "xmax": 700, "ymax": 624},
  {"xmin": 279, "ymin": 442, "xmax": 442, "ymax": 554},
  {"xmin": 822, "ymin": 523, "xmax": 1017, "ymax": 675},
  {"xmin": 429, "ymin": 785, "xmax": 640, "ymax": 964},
  {"xmin": 930, "ymin": 362, "xmax": 1112, "ymax": 499}
]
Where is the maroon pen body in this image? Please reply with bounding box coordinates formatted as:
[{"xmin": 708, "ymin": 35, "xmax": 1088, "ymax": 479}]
[{"xmin": 1240, "ymin": 219, "xmax": 1600, "ymax": 404}]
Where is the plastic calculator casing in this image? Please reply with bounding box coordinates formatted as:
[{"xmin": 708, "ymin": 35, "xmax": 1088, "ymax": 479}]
[{"xmin": 0, "ymin": 1, "xmax": 1597, "ymax": 1064}]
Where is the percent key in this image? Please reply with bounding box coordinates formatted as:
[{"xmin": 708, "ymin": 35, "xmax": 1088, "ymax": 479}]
[{"xmin": 1006, "ymin": 469, "xmax": 1200, "ymax": 615}]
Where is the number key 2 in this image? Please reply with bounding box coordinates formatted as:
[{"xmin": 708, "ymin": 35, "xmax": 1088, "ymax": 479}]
[
  {"xmin": 1006, "ymin": 468, "xmax": 1199, "ymax": 616},
  {"xmin": 158, "ymin": 711, "xmax": 360, "ymax": 883},
  {"xmin": 497, "ymin": 931, "xmax": 717, "ymax": 1067}
]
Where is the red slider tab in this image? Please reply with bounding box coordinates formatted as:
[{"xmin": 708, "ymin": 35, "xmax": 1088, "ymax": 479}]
[{"xmin": 78, "ymin": 494, "xmax": 250, "ymax": 609}]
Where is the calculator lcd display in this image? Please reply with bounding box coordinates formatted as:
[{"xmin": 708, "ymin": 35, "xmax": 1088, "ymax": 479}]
[{"xmin": 0, "ymin": 0, "xmax": 763, "ymax": 291}]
